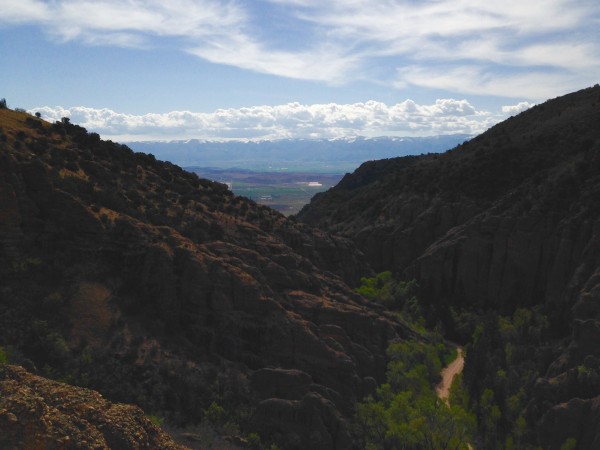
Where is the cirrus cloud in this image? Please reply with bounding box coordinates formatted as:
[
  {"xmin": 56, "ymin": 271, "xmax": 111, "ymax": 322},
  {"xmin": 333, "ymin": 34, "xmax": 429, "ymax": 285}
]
[{"xmin": 1, "ymin": 0, "xmax": 598, "ymax": 99}]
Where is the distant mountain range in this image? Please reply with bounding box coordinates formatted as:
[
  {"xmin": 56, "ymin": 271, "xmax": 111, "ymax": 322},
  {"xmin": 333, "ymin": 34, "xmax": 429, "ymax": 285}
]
[{"xmin": 126, "ymin": 134, "xmax": 472, "ymax": 172}]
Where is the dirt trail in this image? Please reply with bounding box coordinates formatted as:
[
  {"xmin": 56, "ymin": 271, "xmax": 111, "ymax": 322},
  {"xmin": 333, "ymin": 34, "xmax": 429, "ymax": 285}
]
[
  {"xmin": 436, "ymin": 347, "xmax": 464, "ymax": 405},
  {"xmin": 436, "ymin": 348, "xmax": 474, "ymax": 449}
]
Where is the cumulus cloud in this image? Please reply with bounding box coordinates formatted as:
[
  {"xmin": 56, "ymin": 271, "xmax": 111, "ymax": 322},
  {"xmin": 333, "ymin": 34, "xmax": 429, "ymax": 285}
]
[
  {"xmin": 1, "ymin": 0, "xmax": 598, "ymax": 98},
  {"xmin": 502, "ymin": 102, "xmax": 534, "ymax": 115},
  {"xmin": 31, "ymin": 99, "xmax": 513, "ymax": 142}
]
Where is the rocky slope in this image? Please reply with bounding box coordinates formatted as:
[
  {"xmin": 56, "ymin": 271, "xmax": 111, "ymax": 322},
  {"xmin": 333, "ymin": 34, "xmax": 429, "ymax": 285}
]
[
  {"xmin": 0, "ymin": 364, "xmax": 184, "ymax": 450},
  {"xmin": 0, "ymin": 109, "xmax": 414, "ymax": 448},
  {"xmin": 298, "ymin": 85, "xmax": 600, "ymax": 447}
]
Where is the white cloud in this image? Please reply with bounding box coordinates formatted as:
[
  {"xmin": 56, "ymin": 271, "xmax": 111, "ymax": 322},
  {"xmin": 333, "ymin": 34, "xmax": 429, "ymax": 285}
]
[
  {"xmin": 501, "ymin": 102, "xmax": 534, "ymax": 115},
  {"xmin": 1, "ymin": 0, "xmax": 50, "ymax": 22},
  {"xmin": 188, "ymin": 37, "xmax": 360, "ymax": 83},
  {"xmin": 31, "ymin": 99, "xmax": 511, "ymax": 142},
  {"xmin": 270, "ymin": 0, "xmax": 600, "ymax": 98},
  {"xmin": 394, "ymin": 65, "xmax": 590, "ymax": 100},
  {"xmin": 0, "ymin": 0, "xmax": 249, "ymax": 47},
  {"xmin": 2, "ymin": 0, "xmax": 598, "ymax": 98}
]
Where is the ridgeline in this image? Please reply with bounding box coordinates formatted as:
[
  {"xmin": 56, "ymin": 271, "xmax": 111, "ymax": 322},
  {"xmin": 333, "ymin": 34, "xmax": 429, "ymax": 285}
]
[{"xmin": 298, "ymin": 85, "xmax": 600, "ymax": 449}]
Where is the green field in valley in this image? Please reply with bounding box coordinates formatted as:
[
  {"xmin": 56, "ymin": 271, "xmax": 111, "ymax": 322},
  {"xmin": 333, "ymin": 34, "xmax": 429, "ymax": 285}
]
[{"xmin": 188, "ymin": 168, "xmax": 344, "ymax": 216}]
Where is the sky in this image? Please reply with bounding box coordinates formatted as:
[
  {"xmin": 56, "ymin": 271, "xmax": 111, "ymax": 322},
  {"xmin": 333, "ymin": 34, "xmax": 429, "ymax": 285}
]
[{"xmin": 1, "ymin": 0, "xmax": 599, "ymax": 142}]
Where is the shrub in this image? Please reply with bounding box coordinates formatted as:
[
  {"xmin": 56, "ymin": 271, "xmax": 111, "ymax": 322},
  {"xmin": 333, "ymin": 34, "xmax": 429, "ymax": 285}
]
[
  {"xmin": 0, "ymin": 346, "xmax": 8, "ymax": 364},
  {"xmin": 147, "ymin": 414, "xmax": 165, "ymax": 427},
  {"xmin": 246, "ymin": 432, "xmax": 261, "ymax": 449},
  {"xmin": 560, "ymin": 438, "xmax": 577, "ymax": 450},
  {"xmin": 204, "ymin": 401, "xmax": 226, "ymax": 425}
]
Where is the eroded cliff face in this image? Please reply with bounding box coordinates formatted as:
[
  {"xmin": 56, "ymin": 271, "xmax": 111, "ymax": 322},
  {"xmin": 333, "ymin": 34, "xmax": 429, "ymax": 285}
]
[
  {"xmin": 299, "ymin": 86, "xmax": 600, "ymax": 315},
  {"xmin": 409, "ymin": 198, "xmax": 600, "ymax": 315},
  {"xmin": 299, "ymin": 86, "xmax": 600, "ymax": 323},
  {"xmin": 0, "ymin": 110, "xmax": 410, "ymax": 448},
  {"xmin": 298, "ymin": 85, "xmax": 600, "ymax": 446}
]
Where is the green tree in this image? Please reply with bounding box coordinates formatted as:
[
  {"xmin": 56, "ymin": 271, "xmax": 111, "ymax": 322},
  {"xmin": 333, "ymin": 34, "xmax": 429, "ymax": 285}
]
[
  {"xmin": 480, "ymin": 388, "xmax": 501, "ymax": 447},
  {"xmin": 355, "ymin": 340, "xmax": 474, "ymax": 449},
  {"xmin": 356, "ymin": 272, "xmax": 423, "ymax": 322}
]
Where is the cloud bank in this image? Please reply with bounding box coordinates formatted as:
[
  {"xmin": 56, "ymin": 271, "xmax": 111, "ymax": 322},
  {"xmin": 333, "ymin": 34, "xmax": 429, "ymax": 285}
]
[
  {"xmin": 2, "ymin": 0, "xmax": 598, "ymax": 99},
  {"xmin": 31, "ymin": 99, "xmax": 529, "ymax": 142}
]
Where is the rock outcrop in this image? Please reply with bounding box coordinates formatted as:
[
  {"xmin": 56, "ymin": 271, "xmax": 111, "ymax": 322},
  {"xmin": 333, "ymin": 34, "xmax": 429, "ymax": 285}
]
[
  {"xmin": 0, "ymin": 364, "xmax": 184, "ymax": 450},
  {"xmin": 538, "ymin": 396, "xmax": 600, "ymax": 450},
  {"xmin": 252, "ymin": 393, "xmax": 353, "ymax": 450}
]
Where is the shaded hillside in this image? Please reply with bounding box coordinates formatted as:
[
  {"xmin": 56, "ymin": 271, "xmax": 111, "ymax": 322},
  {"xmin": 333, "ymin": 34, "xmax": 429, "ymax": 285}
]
[
  {"xmin": 298, "ymin": 85, "xmax": 600, "ymax": 448},
  {"xmin": 298, "ymin": 85, "xmax": 600, "ymax": 314},
  {"xmin": 0, "ymin": 108, "xmax": 416, "ymax": 448}
]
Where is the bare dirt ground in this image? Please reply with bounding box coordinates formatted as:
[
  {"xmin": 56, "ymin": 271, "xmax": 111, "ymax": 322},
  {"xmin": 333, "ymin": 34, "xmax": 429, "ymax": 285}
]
[
  {"xmin": 436, "ymin": 348, "xmax": 474, "ymax": 448},
  {"xmin": 436, "ymin": 347, "xmax": 465, "ymax": 405}
]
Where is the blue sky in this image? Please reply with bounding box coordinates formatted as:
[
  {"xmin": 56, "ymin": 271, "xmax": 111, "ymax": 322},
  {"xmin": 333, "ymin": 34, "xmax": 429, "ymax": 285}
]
[{"xmin": 1, "ymin": 0, "xmax": 598, "ymax": 141}]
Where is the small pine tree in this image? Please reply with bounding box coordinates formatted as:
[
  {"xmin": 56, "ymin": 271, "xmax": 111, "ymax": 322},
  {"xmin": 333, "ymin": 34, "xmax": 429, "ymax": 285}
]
[{"xmin": 0, "ymin": 98, "xmax": 7, "ymax": 109}]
